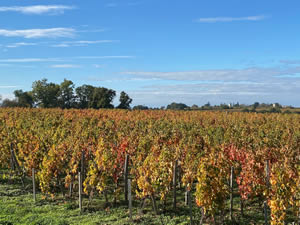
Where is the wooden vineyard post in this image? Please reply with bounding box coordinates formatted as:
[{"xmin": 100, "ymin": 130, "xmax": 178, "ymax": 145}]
[
  {"xmin": 264, "ymin": 160, "xmax": 270, "ymax": 225},
  {"xmin": 187, "ymin": 190, "xmax": 193, "ymax": 225},
  {"xmin": 124, "ymin": 154, "xmax": 129, "ymax": 203},
  {"xmin": 240, "ymin": 198, "xmax": 244, "ymax": 217},
  {"xmin": 151, "ymin": 194, "xmax": 158, "ymax": 215},
  {"xmin": 199, "ymin": 208, "xmax": 204, "ymax": 225},
  {"xmin": 69, "ymin": 176, "xmax": 73, "ymax": 197},
  {"xmin": 139, "ymin": 198, "xmax": 147, "ymax": 215},
  {"xmin": 10, "ymin": 143, "xmax": 24, "ymax": 186},
  {"xmin": 79, "ymin": 172, "xmax": 83, "ymax": 212},
  {"xmin": 178, "ymin": 166, "xmax": 182, "ymax": 189},
  {"xmin": 173, "ymin": 160, "xmax": 178, "ymax": 210},
  {"xmin": 230, "ymin": 166, "xmax": 234, "ymax": 222},
  {"xmin": 10, "ymin": 144, "xmax": 21, "ymax": 172},
  {"xmin": 32, "ymin": 168, "xmax": 36, "ymax": 202},
  {"xmin": 10, "ymin": 143, "xmax": 15, "ymax": 171},
  {"xmin": 128, "ymin": 179, "xmax": 133, "ymax": 222},
  {"xmin": 81, "ymin": 151, "xmax": 85, "ymax": 180},
  {"xmin": 185, "ymin": 191, "xmax": 188, "ymax": 206}
]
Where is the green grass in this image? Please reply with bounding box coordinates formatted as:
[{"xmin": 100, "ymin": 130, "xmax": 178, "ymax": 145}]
[{"xmin": 0, "ymin": 173, "xmax": 297, "ymax": 225}]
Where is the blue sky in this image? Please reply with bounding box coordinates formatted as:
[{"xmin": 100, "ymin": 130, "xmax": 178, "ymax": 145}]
[{"xmin": 0, "ymin": 0, "xmax": 300, "ymax": 107}]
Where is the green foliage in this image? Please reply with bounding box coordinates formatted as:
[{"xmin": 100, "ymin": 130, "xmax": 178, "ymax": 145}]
[
  {"xmin": 253, "ymin": 102, "xmax": 260, "ymax": 109},
  {"xmin": 75, "ymin": 84, "xmax": 95, "ymax": 109},
  {"xmin": 166, "ymin": 102, "xmax": 188, "ymax": 110},
  {"xmin": 31, "ymin": 79, "xmax": 60, "ymax": 108},
  {"xmin": 117, "ymin": 91, "xmax": 132, "ymax": 109},
  {"xmin": 133, "ymin": 105, "xmax": 149, "ymax": 110},
  {"xmin": 1, "ymin": 99, "xmax": 20, "ymax": 108},
  {"xmin": 14, "ymin": 90, "xmax": 34, "ymax": 107},
  {"xmin": 58, "ymin": 79, "xmax": 76, "ymax": 109},
  {"xmin": 4, "ymin": 79, "xmax": 117, "ymax": 109},
  {"xmin": 90, "ymin": 87, "xmax": 116, "ymax": 109}
]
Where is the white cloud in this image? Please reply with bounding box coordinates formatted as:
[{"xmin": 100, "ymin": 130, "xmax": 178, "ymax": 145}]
[
  {"xmin": 0, "ymin": 85, "xmax": 18, "ymax": 89},
  {"xmin": 93, "ymin": 64, "xmax": 104, "ymax": 68},
  {"xmin": 51, "ymin": 40, "xmax": 117, "ymax": 47},
  {"xmin": 106, "ymin": 3, "xmax": 118, "ymax": 7},
  {"xmin": 0, "ymin": 5, "xmax": 75, "ymax": 15},
  {"xmin": 67, "ymin": 40, "xmax": 117, "ymax": 44},
  {"xmin": 0, "ymin": 28, "xmax": 76, "ymax": 38},
  {"xmin": 0, "ymin": 58, "xmax": 61, "ymax": 63},
  {"xmin": 0, "ymin": 56, "xmax": 134, "ymax": 63},
  {"xmin": 5, "ymin": 42, "xmax": 37, "ymax": 48},
  {"xmin": 123, "ymin": 67, "xmax": 300, "ymax": 82},
  {"xmin": 120, "ymin": 65, "xmax": 300, "ymax": 106},
  {"xmin": 0, "ymin": 63, "xmax": 11, "ymax": 67},
  {"xmin": 77, "ymin": 56, "xmax": 135, "ymax": 59},
  {"xmin": 51, "ymin": 64, "xmax": 81, "ymax": 68},
  {"xmin": 127, "ymin": 79, "xmax": 300, "ymax": 107},
  {"xmin": 280, "ymin": 60, "xmax": 300, "ymax": 65},
  {"xmin": 196, "ymin": 15, "xmax": 268, "ymax": 23},
  {"xmin": 0, "ymin": 93, "xmax": 15, "ymax": 100},
  {"xmin": 51, "ymin": 43, "xmax": 70, "ymax": 48}
]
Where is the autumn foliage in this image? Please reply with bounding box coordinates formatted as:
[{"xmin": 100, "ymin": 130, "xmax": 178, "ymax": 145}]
[{"xmin": 0, "ymin": 108, "xmax": 299, "ymax": 224}]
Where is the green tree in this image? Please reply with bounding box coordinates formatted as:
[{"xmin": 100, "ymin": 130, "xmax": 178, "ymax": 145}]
[
  {"xmin": 31, "ymin": 79, "xmax": 60, "ymax": 108},
  {"xmin": 1, "ymin": 99, "xmax": 19, "ymax": 107},
  {"xmin": 191, "ymin": 104, "xmax": 199, "ymax": 110},
  {"xmin": 59, "ymin": 79, "xmax": 75, "ymax": 109},
  {"xmin": 90, "ymin": 87, "xmax": 116, "ymax": 109},
  {"xmin": 133, "ymin": 105, "xmax": 149, "ymax": 110},
  {"xmin": 117, "ymin": 91, "xmax": 132, "ymax": 109},
  {"xmin": 253, "ymin": 102, "xmax": 260, "ymax": 109},
  {"xmin": 13, "ymin": 90, "xmax": 34, "ymax": 107},
  {"xmin": 166, "ymin": 102, "xmax": 188, "ymax": 110},
  {"xmin": 75, "ymin": 85, "xmax": 95, "ymax": 109}
]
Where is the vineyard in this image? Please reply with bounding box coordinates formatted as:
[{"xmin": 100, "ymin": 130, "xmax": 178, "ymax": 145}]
[{"xmin": 0, "ymin": 108, "xmax": 299, "ymax": 224}]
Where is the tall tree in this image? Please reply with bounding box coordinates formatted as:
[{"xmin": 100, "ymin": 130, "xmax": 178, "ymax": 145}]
[
  {"xmin": 166, "ymin": 102, "xmax": 188, "ymax": 110},
  {"xmin": 1, "ymin": 99, "xmax": 19, "ymax": 108},
  {"xmin": 59, "ymin": 79, "xmax": 75, "ymax": 109},
  {"xmin": 31, "ymin": 79, "xmax": 60, "ymax": 108},
  {"xmin": 90, "ymin": 87, "xmax": 116, "ymax": 109},
  {"xmin": 75, "ymin": 85, "xmax": 95, "ymax": 109},
  {"xmin": 117, "ymin": 91, "xmax": 132, "ymax": 109},
  {"xmin": 14, "ymin": 90, "xmax": 34, "ymax": 107}
]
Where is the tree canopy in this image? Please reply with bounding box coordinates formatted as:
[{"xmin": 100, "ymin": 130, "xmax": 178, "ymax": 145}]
[
  {"xmin": 117, "ymin": 91, "xmax": 132, "ymax": 109},
  {"xmin": 166, "ymin": 102, "xmax": 188, "ymax": 110},
  {"xmin": 0, "ymin": 78, "xmax": 131, "ymax": 110}
]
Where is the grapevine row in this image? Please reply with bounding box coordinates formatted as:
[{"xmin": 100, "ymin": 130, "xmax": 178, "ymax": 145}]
[{"xmin": 0, "ymin": 108, "xmax": 299, "ymax": 224}]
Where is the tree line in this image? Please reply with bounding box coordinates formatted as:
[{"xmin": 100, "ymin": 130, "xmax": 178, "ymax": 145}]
[{"xmin": 0, "ymin": 79, "xmax": 132, "ymax": 109}]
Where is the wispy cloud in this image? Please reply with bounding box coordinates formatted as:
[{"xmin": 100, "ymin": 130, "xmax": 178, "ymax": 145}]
[
  {"xmin": 106, "ymin": 3, "xmax": 118, "ymax": 7},
  {"xmin": 196, "ymin": 15, "xmax": 268, "ymax": 23},
  {"xmin": 105, "ymin": 2, "xmax": 141, "ymax": 7},
  {"xmin": 0, "ymin": 5, "xmax": 75, "ymax": 15},
  {"xmin": 0, "ymin": 55, "xmax": 134, "ymax": 63},
  {"xmin": 0, "ymin": 85, "xmax": 18, "ymax": 89},
  {"xmin": 0, "ymin": 58, "xmax": 61, "ymax": 63},
  {"xmin": 0, "ymin": 63, "xmax": 12, "ymax": 67},
  {"xmin": 120, "ymin": 66, "xmax": 300, "ymax": 106},
  {"xmin": 5, "ymin": 42, "xmax": 37, "ymax": 48},
  {"xmin": 50, "ymin": 64, "xmax": 81, "ymax": 68},
  {"xmin": 280, "ymin": 60, "xmax": 300, "ymax": 65},
  {"xmin": 77, "ymin": 56, "xmax": 135, "ymax": 59},
  {"xmin": 123, "ymin": 67, "xmax": 300, "ymax": 82},
  {"xmin": 51, "ymin": 40, "xmax": 118, "ymax": 47},
  {"xmin": 0, "ymin": 28, "xmax": 76, "ymax": 39},
  {"xmin": 0, "ymin": 93, "xmax": 15, "ymax": 100},
  {"xmin": 93, "ymin": 64, "xmax": 104, "ymax": 68}
]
